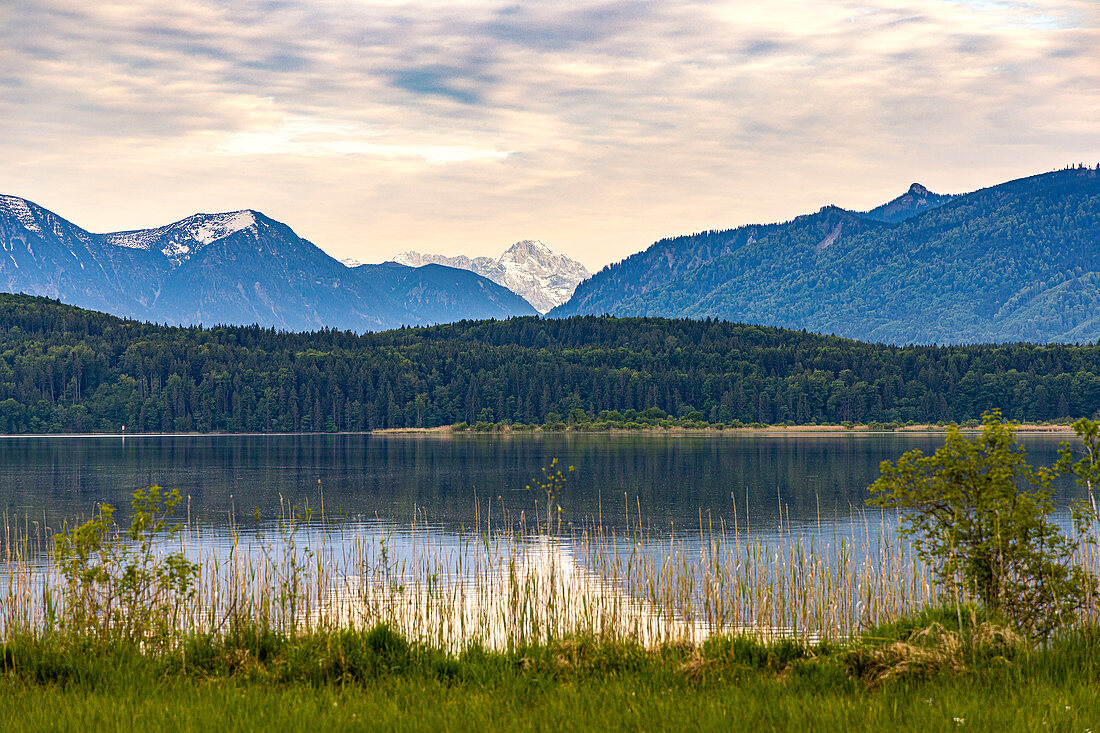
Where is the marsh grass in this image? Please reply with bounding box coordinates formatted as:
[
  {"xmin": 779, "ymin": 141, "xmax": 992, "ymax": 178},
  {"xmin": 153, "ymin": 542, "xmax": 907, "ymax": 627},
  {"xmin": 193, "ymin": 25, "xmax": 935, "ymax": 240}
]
[
  {"xmin": 2, "ymin": 483, "xmax": 1099, "ymax": 677},
  {"xmin": 5, "ymin": 496, "xmax": 1100, "ymax": 729},
  {"xmin": 1, "ymin": 492, "xmax": 943, "ymax": 651},
  {"xmin": 3, "ymin": 618, "xmax": 1100, "ymax": 731}
]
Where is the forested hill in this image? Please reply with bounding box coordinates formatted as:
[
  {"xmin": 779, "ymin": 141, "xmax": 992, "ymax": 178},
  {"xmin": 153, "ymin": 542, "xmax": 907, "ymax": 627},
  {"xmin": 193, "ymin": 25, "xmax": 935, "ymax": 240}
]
[
  {"xmin": 1, "ymin": 294, "xmax": 1099, "ymax": 434},
  {"xmin": 551, "ymin": 166, "xmax": 1100, "ymax": 345}
]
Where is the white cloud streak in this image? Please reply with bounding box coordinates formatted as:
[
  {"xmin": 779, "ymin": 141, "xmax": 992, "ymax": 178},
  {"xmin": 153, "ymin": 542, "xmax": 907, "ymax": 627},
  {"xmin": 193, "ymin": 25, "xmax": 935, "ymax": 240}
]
[{"xmin": 1, "ymin": 0, "xmax": 1097, "ymax": 268}]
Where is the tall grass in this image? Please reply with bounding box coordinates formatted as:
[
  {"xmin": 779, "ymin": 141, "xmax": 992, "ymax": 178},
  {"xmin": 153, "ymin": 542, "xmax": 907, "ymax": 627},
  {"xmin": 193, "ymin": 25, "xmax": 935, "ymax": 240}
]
[
  {"xmin": 0, "ymin": 494, "xmax": 944, "ymax": 650},
  {"xmin": 3, "ymin": 485, "xmax": 1099, "ymax": 651}
]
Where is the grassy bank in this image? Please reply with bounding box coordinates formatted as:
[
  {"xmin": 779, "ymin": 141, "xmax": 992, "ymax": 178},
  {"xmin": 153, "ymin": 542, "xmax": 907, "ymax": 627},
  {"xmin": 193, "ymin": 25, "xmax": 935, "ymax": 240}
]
[
  {"xmin": 5, "ymin": 416, "xmax": 1099, "ymax": 730},
  {"xmin": 3, "ymin": 617, "xmax": 1100, "ymax": 731}
]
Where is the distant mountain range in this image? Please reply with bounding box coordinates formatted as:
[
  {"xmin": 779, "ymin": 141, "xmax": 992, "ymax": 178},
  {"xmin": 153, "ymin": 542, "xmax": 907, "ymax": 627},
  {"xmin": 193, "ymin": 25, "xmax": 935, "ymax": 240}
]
[
  {"xmin": 383, "ymin": 240, "xmax": 589, "ymax": 313},
  {"xmin": 551, "ymin": 167, "xmax": 1100, "ymax": 345},
  {"xmin": 0, "ymin": 196, "xmax": 536, "ymax": 331},
  {"xmin": 5, "ymin": 166, "xmax": 1098, "ymax": 342}
]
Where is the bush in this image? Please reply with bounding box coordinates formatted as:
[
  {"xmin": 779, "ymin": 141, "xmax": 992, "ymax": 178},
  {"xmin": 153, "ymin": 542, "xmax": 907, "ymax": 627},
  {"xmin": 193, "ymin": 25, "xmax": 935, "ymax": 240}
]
[
  {"xmin": 868, "ymin": 411, "xmax": 1091, "ymax": 640},
  {"xmin": 52, "ymin": 485, "xmax": 199, "ymax": 643},
  {"xmin": 1059, "ymin": 417, "xmax": 1100, "ymax": 527}
]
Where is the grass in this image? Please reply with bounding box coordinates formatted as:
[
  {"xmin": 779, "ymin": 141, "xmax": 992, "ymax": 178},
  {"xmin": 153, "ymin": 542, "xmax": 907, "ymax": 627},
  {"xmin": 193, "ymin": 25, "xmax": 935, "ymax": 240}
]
[
  {"xmin": 7, "ymin": 674, "xmax": 1098, "ymax": 731},
  {"xmin": 3, "ymin": 477, "xmax": 1100, "ymax": 730},
  {"xmin": 2, "ymin": 488, "xmax": 941, "ymax": 648},
  {"xmin": 2, "ymin": 622, "xmax": 1100, "ymax": 731}
]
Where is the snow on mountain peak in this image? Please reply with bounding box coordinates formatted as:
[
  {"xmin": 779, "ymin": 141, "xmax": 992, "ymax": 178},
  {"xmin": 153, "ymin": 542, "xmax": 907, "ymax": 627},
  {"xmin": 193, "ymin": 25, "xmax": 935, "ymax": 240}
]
[
  {"xmin": 383, "ymin": 240, "xmax": 590, "ymax": 313},
  {"xmin": 186, "ymin": 210, "xmax": 257, "ymax": 245},
  {"xmin": 0, "ymin": 194, "xmax": 99, "ymax": 246},
  {"xmin": 505, "ymin": 239, "xmax": 551, "ymax": 254},
  {"xmin": 0, "ymin": 195, "xmax": 42, "ymax": 233},
  {"xmin": 104, "ymin": 210, "xmax": 260, "ymax": 265}
]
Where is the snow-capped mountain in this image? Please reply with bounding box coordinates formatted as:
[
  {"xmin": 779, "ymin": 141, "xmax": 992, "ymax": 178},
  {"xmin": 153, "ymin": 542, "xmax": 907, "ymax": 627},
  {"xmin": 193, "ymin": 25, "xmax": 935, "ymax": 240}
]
[
  {"xmin": 0, "ymin": 195, "xmax": 536, "ymax": 331},
  {"xmin": 104, "ymin": 210, "xmax": 260, "ymax": 266},
  {"xmin": 391, "ymin": 240, "xmax": 589, "ymax": 313},
  {"xmin": 0, "ymin": 194, "xmax": 169, "ymax": 317}
]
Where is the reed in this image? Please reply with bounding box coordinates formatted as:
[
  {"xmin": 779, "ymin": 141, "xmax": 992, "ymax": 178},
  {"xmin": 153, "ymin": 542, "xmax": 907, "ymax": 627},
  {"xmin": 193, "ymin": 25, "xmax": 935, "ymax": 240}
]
[{"xmin": 0, "ymin": 487, "xmax": 1095, "ymax": 652}]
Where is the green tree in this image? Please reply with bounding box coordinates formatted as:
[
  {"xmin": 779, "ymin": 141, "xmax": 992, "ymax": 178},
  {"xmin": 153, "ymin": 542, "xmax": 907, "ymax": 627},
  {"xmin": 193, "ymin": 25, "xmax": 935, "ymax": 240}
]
[
  {"xmin": 868, "ymin": 411, "xmax": 1090, "ymax": 639},
  {"xmin": 1059, "ymin": 417, "xmax": 1100, "ymax": 529}
]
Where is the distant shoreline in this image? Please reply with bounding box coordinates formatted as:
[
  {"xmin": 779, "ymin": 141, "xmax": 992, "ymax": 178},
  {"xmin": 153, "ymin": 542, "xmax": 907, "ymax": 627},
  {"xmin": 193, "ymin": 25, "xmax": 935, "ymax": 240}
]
[
  {"xmin": 373, "ymin": 422, "xmax": 1078, "ymax": 435},
  {"xmin": 0, "ymin": 422, "xmax": 1079, "ymax": 439}
]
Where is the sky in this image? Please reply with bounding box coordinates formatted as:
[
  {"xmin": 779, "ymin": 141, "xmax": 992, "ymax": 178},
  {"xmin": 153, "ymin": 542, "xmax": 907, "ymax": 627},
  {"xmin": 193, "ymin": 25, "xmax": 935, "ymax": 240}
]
[{"xmin": 1, "ymin": 1, "xmax": 1098, "ymax": 271}]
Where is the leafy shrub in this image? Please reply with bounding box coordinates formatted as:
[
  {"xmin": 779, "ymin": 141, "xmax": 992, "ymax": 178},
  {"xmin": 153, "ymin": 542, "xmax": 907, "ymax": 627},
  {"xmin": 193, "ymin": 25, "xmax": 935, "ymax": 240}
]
[
  {"xmin": 53, "ymin": 485, "xmax": 199, "ymax": 643},
  {"xmin": 868, "ymin": 412, "xmax": 1091, "ymax": 639},
  {"xmin": 1059, "ymin": 417, "xmax": 1100, "ymax": 527}
]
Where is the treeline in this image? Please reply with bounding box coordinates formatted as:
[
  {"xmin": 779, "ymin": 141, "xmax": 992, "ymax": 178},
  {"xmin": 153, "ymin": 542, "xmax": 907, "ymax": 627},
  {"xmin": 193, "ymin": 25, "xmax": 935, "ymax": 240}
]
[{"xmin": 1, "ymin": 294, "xmax": 1099, "ymax": 434}]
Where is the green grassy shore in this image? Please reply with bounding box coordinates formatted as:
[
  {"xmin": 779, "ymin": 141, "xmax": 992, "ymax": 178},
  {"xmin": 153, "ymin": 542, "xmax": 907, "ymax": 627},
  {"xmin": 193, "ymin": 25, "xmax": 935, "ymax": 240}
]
[
  {"xmin": 3, "ymin": 614, "xmax": 1100, "ymax": 731},
  {"xmin": 5, "ymin": 418, "xmax": 1099, "ymax": 730}
]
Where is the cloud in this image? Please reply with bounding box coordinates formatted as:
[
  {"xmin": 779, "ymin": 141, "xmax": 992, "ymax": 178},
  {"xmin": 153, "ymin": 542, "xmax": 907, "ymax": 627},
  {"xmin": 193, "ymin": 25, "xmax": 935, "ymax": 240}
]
[
  {"xmin": 216, "ymin": 116, "xmax": 513, "ymax": 164},
  {"xmin": 0, "ymin": 0, "xmax": 1097, "ymax": 269},
  {"xmin": 389, "ymin": 65, "xmax": 491, "ymax": 105}
]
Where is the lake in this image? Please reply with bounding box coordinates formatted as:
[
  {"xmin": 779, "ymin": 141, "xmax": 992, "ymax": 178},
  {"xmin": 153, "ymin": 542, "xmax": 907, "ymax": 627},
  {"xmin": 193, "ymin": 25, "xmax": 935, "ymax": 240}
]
[
  {"xmin": 0, "ymin": 431, "xmax": 1089, "ymax": 643},
  {"xmin": 0, "ymin": 431, "xmax": 1084, "ymax": 542}
]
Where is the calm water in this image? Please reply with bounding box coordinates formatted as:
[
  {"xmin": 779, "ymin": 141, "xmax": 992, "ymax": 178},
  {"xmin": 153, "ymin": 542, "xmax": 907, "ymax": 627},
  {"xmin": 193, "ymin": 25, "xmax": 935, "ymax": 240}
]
[
  {"xmin": 0, "ymin": 432, "xmax": 1083, "ymax": 540},
  {"xmin": 3, "ymin": 432, "xmax": 1090, "ymax": 641}
]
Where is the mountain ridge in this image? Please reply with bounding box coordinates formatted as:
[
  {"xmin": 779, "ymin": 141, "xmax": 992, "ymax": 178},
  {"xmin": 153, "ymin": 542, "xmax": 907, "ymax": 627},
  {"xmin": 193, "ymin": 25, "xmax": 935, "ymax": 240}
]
[
  {"xmin": 551, "ymin": 167, "xmax": 1100, "ymax": 344},
  {"xmin": 0, "ymin": 196, "xmax": 537, "ymax": 331}
]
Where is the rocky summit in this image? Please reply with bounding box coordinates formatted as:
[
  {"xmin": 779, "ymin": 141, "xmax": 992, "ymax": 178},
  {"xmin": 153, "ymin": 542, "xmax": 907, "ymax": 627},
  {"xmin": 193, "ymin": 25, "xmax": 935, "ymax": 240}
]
[{"xmin": 391, "ymin": 240, "xmax": 590, "ymax": 313}]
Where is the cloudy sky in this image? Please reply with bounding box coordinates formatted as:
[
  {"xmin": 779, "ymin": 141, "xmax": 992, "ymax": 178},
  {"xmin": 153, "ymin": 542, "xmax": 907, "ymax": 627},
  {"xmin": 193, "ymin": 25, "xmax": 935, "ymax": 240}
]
[{"xmin": 1, "ymin": 1, "xmax": 1097, "ymax": 269}]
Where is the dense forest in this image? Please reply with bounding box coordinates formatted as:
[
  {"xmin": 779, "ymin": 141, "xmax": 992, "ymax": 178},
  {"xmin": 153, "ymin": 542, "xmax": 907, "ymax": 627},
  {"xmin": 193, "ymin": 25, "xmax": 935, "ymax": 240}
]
[{"xmin": 1, "ymin": 294, "xmax": 1099, "ymax": 434}]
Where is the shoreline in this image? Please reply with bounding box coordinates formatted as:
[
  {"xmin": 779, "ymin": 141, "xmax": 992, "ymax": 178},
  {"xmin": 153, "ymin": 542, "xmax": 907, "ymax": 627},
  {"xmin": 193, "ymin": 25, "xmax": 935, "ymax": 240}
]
[
  {"xmin": 376, "ymin": 422, "xmax": 1078, "ymax": 436},
  {"xmin": 0, "ymin": 422, "xmax": 1079, "ymax": 439}
]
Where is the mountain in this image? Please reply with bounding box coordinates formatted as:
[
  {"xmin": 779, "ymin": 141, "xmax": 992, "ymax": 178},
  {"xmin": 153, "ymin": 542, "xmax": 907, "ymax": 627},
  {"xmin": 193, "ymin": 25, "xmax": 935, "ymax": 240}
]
[
  {"xmin": 862, "ymin": 182, "xmax": 957, "ymax": 223},
  {"xmin": 0, "ymin": 196, "xmax": 536, "ymax": 331},
  {"xmin": 345, "ymin": 261, "xmax": 537, "ymax": 324},
  {"xmin": 0, "ymin": 194, "xmax": 169, "ymax": 320},
  {"xmin": 553, "ymin": 223, "xmax": 780, "ymax": 318},
  {"xmin": 391, "ymin": 240, "xmax": 589, "ymax": 313},
  {"xmin": 550, "ymin": 167, "xmax": 1100, "ymax": 344}
]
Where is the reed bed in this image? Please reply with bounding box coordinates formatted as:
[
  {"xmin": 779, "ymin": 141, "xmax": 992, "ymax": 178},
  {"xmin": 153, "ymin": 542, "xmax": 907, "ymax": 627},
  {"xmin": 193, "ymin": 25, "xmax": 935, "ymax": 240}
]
[
  {"xmin": 0, "ymin": 493, "xmax": 951, "ymax": 651},
  {"xmin": 5, "ymin": 488, "xmax": 1100, "ymax": 651}
]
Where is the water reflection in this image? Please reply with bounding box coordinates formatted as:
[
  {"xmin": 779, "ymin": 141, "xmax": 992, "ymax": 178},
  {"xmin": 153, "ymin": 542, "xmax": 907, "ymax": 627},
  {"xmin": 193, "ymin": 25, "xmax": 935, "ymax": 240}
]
[
  {"xmin": 2, "ymin": 431, "xmax": 1088, "ymax": 645},
  {"xmin": 0, "ymin": 432, "xmax": 1083, "ymax": 536}
]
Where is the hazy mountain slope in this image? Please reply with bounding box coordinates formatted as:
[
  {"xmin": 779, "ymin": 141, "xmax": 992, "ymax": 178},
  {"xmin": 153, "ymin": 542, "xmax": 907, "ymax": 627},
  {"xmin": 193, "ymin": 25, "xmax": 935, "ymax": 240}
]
[
  {"xmin": 550, "ymin": 181, "xmax": 954, "ymax": 320},
  {"xmin": 549, "ymin": 224, "xmax": 779, "ymax": 317},
  {"xmin": 615, "ymin": 168, "xmax": 1100, "ymax": 344},
  {"xmin": 393, "ymin": 240, "xmax": 588, "ymax": 313},
  {"xmin": 0, "ymin": 195, "xmax": 168, "ymax": 318},
  {"xmin": 151, "ymin": 213, "xmax": 403, "ymax": 331},
  {"xmin": 348, "ymin": 262, "xmax": 538, "ymax": 324},
  {"xmin": 0, "ymin": 196, "xmax": 536, "ymax": 332},
  {"xmin": 617, "ymin": 206, "xmax": 883, "ymax": 319}
]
